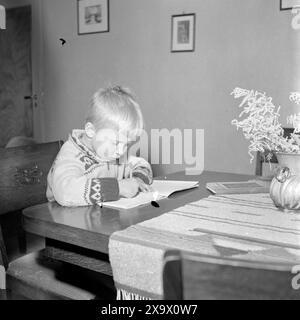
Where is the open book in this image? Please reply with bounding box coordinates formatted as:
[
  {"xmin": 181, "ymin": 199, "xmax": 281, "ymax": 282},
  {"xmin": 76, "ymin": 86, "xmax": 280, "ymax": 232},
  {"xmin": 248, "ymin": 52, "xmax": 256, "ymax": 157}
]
[
  {"xmin": 101, "ymin": 180, "xmax": 199, "ymax": 209},
  {"xmin": 206, "ymin": 180, "xmax": 270, "ymax": 195}
]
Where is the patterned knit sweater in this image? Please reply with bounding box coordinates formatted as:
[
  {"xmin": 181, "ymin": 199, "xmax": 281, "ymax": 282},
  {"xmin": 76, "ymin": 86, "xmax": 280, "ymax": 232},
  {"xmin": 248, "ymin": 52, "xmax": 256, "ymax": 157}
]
[{"xmin": 46, "ymin": 130, "xmax": 153, "ymax": 207}]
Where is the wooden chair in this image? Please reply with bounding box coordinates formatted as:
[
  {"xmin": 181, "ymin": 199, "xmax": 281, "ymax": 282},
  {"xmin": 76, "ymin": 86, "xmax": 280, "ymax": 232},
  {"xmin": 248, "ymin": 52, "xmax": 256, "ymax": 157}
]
[
  {"xmin": 163, "ymin": 250, "xmax": 300, "ymax": 300},
  {"xmin": 5, "ymin": 136, "xmax": 37, "ymax": 148},
  {"xmin": 3, "ymin": 135, "xmax": 37, "ymax": 254},
  {"xmin": 255, "ymin": 128, "xmax": 294, "ymax": 176},
  {"xmin": 0, "ymin": 141, "xmax": 98, "ymax": 300}
]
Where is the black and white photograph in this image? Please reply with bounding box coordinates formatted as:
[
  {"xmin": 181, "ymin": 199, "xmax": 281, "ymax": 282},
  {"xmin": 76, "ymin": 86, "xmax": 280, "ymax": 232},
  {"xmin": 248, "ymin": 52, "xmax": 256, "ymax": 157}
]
[
  {"xmin": 1, "ymin": 0, "xmax": 300, "ymax": 307},
  {"xmin": 78, "ymin": 0, "xmax": 109, "ymax": 34},
  {"xmin": 85, "ymin": 5, "xmax": 102, "ymax": 25},
  {"xmin": 280, "ymin": 0, "xmax": 300, "ymax": 10},
  {"xmin": 171, "ymin": 13, "xmax": 195, "ymax": 52}
]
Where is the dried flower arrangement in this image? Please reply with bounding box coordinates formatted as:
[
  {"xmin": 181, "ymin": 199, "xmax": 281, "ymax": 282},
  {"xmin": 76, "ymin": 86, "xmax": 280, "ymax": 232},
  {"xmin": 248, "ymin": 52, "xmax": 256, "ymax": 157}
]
[{"xmin": 231, "ymin": 88, "xmax": 300, "ymax": 162}]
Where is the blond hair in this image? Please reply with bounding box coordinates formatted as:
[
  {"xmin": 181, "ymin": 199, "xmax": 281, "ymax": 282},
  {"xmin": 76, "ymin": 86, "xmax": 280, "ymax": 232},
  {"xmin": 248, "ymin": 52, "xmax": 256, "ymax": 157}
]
[{"xmin": 86, "ymin": 86, "xmax": 144, "ymax": 137}]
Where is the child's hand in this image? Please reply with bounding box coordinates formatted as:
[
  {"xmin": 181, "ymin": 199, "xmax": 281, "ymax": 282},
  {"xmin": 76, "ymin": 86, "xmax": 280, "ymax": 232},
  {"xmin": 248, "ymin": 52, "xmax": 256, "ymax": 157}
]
[
  {"xmin": 118, "ymin": 178, "xmax": 139, "ymax": 198},
  {"xmin": 134, "ymin": 177, "xmax": 153, "ymax": 193}
]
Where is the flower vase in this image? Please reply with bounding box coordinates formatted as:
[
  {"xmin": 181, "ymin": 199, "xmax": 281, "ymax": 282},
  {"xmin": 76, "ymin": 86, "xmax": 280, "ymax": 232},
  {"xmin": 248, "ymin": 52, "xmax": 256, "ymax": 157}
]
[{"xmin": 270, "ymin": 153, "xmax": 300, "ymax": 210}]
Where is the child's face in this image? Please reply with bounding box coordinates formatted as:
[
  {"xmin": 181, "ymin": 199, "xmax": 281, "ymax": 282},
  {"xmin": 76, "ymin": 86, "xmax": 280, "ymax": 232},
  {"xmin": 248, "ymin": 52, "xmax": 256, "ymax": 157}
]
[{"xmin": 91, "ymin": 128, "xmax": 135, "ymax": 161}]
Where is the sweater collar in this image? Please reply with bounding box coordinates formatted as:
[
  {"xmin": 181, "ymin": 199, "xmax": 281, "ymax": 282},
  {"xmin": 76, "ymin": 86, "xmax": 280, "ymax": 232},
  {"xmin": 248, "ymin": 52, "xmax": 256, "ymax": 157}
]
[{"xmin": 69, "ymin": 129, "xmax": 109, "ymax": 163}]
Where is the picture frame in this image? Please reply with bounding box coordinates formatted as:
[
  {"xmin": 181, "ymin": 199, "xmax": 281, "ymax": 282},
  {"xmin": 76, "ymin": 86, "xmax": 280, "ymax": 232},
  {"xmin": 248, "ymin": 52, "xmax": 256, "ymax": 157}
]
[
  {"xmin": 280, "ymin": 0, "xmax": 300, "ymax": 10},
  {"xmin": 171, "ymin": 13, "xmax": 195, "ymax": 52},
  {"xmin": 77, "ymin": 0, "xmax": 109, "ymax": 35}
]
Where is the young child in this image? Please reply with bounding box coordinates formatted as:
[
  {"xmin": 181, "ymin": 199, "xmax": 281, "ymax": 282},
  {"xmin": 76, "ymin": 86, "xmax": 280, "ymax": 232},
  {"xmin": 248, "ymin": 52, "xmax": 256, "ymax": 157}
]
[{"xmin": 46, "ymin": 85, "xmax": 153, "ymax": 207}]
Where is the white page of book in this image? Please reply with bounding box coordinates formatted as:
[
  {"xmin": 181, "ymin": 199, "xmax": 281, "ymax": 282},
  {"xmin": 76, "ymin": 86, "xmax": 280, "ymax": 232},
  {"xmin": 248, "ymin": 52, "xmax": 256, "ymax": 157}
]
[{"xmin": 101, "ymin": 180, "xmax": 199, "ymax": 210}]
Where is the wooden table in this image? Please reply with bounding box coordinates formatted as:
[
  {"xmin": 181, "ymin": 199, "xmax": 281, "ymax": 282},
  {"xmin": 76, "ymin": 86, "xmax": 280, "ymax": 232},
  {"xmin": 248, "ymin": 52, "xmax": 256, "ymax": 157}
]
[{"xmin": 22, "ymin": 171, "xmax": 256, "ymax": 276}]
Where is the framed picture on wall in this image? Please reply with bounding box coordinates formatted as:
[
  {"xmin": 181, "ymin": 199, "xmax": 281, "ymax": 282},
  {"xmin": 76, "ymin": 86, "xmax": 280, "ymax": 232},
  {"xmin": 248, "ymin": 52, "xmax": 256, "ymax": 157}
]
[
  {"xmin": 77, "ymin": 0, "xmax": 109, "ymax": 35},
  {"xmin": 280, "ymin": 0, "xmax": 300, "ymax": 10},
  {"xmin": 171, "ymin": 13, "xmax": 195, "ymax": 52}
]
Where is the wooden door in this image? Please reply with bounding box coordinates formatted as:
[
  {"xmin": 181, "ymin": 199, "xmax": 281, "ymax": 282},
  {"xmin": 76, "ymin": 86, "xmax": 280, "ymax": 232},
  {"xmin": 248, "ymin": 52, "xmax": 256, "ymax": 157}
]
[{"xmin": 0, "ymin": 6, "xmax": 33, "ymax": 147}]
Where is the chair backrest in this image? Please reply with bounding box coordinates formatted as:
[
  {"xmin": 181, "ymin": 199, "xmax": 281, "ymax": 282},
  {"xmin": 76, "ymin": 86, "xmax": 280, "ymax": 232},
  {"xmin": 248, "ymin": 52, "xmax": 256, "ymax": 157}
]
[
  {"xmin": 163, "ymin": 250, "xmax": 300, "ymax": 300},
  {"xmin": 0, "ymin": 141, "xmax": 63, "ymax": 215},
  {"xmin": 5, "ymin": 136, "xmax": 37, "ymax": 148},
  {"xmin": 255, "ymin": 127, "xmax": 294, "ymax": 176},
  {"xmin": 0, "ymin": 141, "xmax": 63, "ymax": 270}
]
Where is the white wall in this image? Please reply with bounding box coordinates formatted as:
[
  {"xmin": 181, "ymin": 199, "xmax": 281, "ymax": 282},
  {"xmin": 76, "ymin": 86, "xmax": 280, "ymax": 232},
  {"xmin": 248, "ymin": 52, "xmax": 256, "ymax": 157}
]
[{"xmin": 3, "ymin": 0, "xmax": 300, "ymax": 175}]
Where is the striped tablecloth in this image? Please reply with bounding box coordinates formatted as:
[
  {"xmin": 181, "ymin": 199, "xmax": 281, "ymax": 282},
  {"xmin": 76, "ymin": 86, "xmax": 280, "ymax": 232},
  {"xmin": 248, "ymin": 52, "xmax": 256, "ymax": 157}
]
[{"xmin": 108, "ymin": 193, "xmax": 300, "ymax": 299}]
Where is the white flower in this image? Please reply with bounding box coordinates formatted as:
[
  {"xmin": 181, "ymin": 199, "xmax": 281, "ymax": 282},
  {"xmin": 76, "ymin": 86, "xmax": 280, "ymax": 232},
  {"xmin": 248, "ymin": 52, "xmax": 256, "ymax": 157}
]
[
  {"xmin": 289, "ymin": 92, "xmax": 300, "ymax": 105},
  {"xmin": 232, "ymin": 88, "xmax": 300, "ymax": 162}
]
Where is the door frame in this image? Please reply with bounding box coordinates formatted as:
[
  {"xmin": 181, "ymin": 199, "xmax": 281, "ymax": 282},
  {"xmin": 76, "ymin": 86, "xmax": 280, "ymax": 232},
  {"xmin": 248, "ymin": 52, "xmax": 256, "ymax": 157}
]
[{"xmin": 2, "ymin": 0, "xmax": 45, "ymax": 141}]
